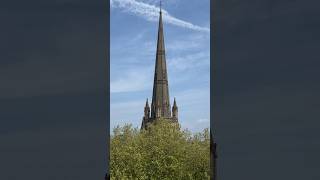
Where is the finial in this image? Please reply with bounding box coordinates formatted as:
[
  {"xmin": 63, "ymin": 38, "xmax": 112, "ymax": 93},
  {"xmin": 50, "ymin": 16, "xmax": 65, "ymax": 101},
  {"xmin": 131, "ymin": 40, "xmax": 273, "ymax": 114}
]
[
  {"xmin": 146, "ymin": 98, "xmax": 149, "ymax": 106},
  {"xmin": 160, "ymin": 0, "xmax": 162, "ymax": 13}
]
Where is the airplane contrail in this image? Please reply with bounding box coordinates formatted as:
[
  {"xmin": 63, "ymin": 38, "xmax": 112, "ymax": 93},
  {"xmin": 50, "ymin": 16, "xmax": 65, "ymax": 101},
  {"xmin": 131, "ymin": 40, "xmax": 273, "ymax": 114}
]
[{"xmin": 110, "ymin": 0, "xmax": 210, "ymax": 33}]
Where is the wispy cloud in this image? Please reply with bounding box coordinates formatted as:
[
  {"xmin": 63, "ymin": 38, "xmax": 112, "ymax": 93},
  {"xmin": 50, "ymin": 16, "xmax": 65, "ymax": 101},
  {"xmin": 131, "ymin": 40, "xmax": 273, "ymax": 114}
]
[
  {"xmin": 111, "ymin": 67, "xmax": 153, "ymax": 93},
  {"xmin": 110, "ymin": 0, "xmax": 209, "ymax": 32},
  {"xmin": 168, "ymin": 52, "xmax": 209, "ymax": 72},
  {"xmin": 196, "ymin": 118, "xmax": 210, "ymax": 123},
  {"xmin": 166, "ymin": 33, "xmax": 209, "ymax": 51},
  {"xmin": 111, "ymin": 99, "xmax": 145, "ymax": 128},
  {"xmin": 110, "ymin": 88, "xmax": 210, "ymax": 132},
  {"xmin": 111, "ymin": 50, "xmax": 209, "ymax": 94}
]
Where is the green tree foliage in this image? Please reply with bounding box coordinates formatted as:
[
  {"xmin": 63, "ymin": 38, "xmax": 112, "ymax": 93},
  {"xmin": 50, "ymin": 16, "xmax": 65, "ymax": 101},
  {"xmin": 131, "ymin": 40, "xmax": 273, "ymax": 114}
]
[{"xmin": 110, "ymin": 119, "xmax": 211, "ymax": 180}]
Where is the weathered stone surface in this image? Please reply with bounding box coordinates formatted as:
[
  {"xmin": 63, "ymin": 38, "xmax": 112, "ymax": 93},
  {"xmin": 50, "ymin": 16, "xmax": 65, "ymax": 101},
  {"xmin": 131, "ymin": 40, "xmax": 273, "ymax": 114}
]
[{"xmin": 141, "ymin": 9, "xmax": 178, "ymax": 130}]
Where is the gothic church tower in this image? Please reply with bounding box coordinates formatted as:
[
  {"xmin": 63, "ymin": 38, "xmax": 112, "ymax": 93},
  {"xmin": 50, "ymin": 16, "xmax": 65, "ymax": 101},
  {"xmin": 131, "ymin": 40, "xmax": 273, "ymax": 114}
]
[{"xmin": 141, "ymin": 4, "xmax": 178, "ymax": 129}]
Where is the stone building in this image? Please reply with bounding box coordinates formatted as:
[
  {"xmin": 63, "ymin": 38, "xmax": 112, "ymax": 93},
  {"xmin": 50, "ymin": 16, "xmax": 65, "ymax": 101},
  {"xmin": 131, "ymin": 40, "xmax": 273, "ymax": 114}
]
[{"xmin": 141, "ymin": 6, "xmax": 178, "ymax": 129}]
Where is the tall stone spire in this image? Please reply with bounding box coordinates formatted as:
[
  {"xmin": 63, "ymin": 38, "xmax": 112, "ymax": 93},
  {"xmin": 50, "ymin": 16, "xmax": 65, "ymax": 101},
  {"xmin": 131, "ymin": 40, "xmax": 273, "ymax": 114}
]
[
  {"xmin": 172, "ymin": 97, "xmax": 178, "ymax": 121},
  {"xmin": 150, "ymin": 6, "xmax": 171, "ymax": 119},
  {"xmin": 141, "ymin": 2, "xmax": 178, "ymax": 130}
]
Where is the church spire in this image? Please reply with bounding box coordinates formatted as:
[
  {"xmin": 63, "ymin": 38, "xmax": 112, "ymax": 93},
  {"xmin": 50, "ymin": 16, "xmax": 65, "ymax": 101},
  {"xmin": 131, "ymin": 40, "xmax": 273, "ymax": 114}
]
[
  {"xmin": 150, "ymin": 2, "xmax": 171, "ymax": 119},
  {"xmin": 172, "ymin": 97, "xmax": 178, "ymax": 121},
  {"xmin": 144, "ymin": 98, "xmax": 150, "ymax": 118},
  {"xmin": 173, "ymin": 97, "xmax": 177, "ymax": 106},
  {"xmin": 141, "ymin": 1, "xmax": 179, "ymax": 130}
]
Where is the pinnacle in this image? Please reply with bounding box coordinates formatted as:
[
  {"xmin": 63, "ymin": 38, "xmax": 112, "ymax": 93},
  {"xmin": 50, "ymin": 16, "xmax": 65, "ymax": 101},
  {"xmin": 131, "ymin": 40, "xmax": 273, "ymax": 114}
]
[{"xmin": 173, "ymin": 97, "xmax": 177, "ymax": 107}]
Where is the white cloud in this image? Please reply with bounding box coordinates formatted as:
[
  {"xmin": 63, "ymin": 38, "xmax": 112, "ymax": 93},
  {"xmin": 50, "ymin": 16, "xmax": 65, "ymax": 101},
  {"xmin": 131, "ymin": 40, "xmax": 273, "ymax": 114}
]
[
  {"xmin": 111, "ymin": 49, "xmax": 209, "ymax": 94},
  {"xmin": 110, "ymin": 67, "xmax": 153, "ymax": 93},
  {"xmin": 168, "ymin": 51, "xmax": 210, "ymax": 72},
  {"xmin": 175, "ymin": 88, "xmax": 210, "ymax": 107},
  {"xmin": 166, "ymin": 33, "xmax": 209, "ymax": 51},
  {"xmin": 196, "ymin": 118, "xmax": 210, "ymax": 123},
  {"xmin": 110, "ymin": 0, "xmax": 209, "ymax": 32},
  {"xmin": 110, "ymin": 99, "xmax": 148, "ymax": 130},
  {"xmin": 110, "ymin": 87, "xmax": 210, "ymax": 132},
  {"xmin": 136, "ymin": 0, "xmax": 181, "ymax": 5}
]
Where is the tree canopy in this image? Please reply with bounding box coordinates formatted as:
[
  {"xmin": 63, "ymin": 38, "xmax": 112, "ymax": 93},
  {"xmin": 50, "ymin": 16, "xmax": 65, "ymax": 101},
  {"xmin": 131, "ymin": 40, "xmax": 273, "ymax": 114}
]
[{"xmin": 110, "ymin": 119, "xmax": 211, "ymax": 180}]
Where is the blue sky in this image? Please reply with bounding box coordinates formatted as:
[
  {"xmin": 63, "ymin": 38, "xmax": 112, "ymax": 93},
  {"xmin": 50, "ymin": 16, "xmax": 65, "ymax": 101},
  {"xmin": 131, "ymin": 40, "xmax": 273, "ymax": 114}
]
[{"xmin": 110, "ymin": 0, "xmax": 210, "ymax": 133}]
